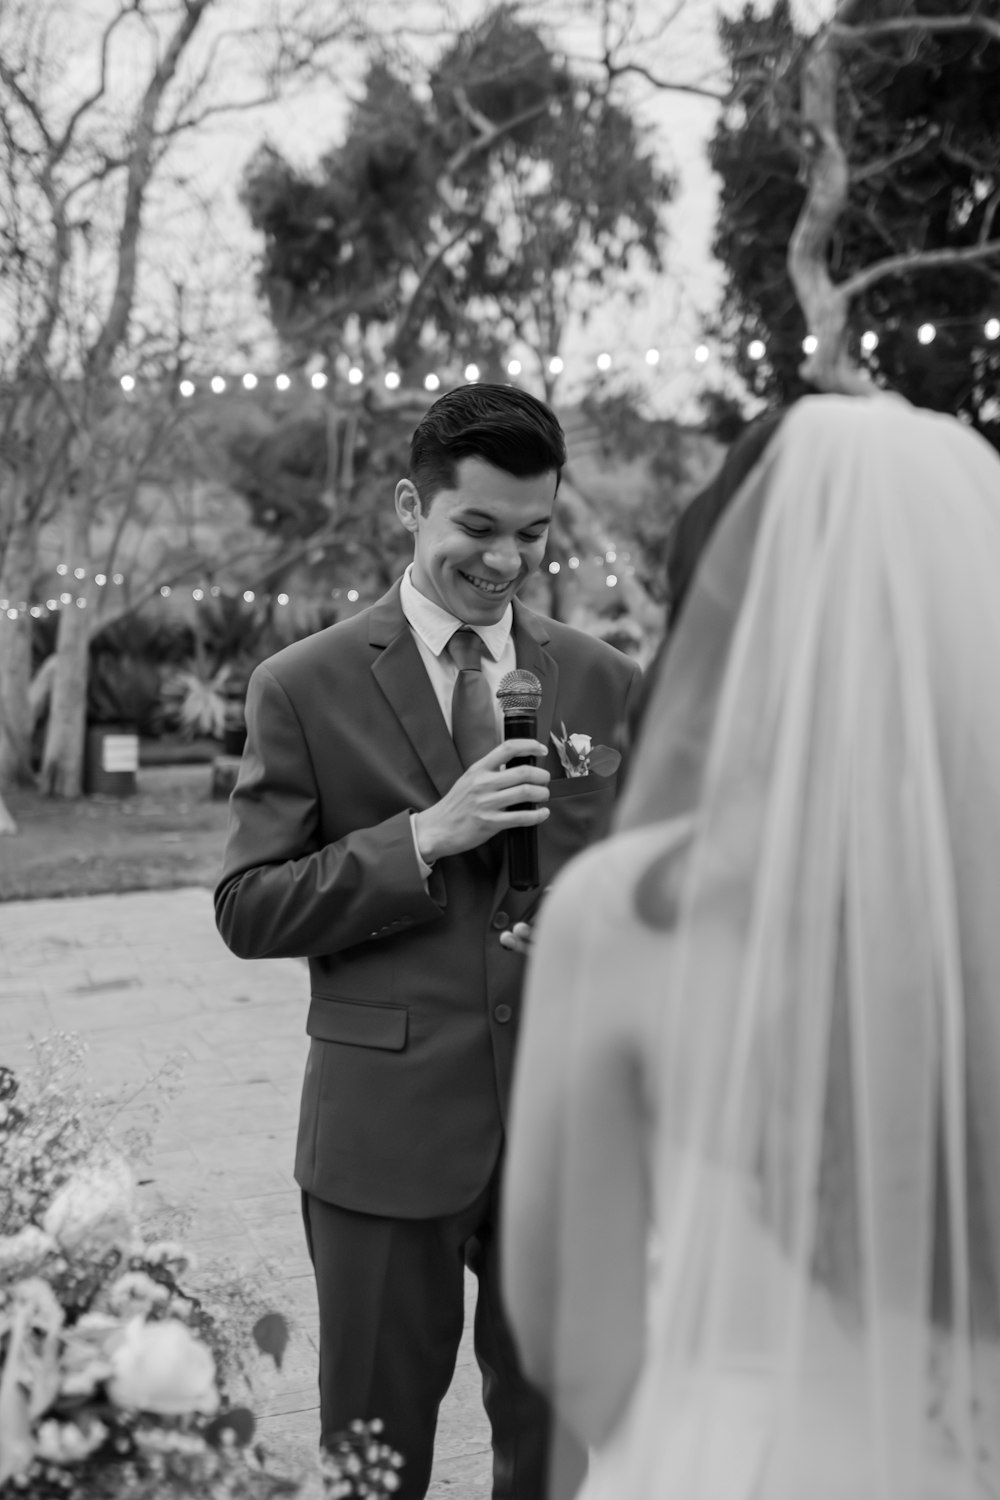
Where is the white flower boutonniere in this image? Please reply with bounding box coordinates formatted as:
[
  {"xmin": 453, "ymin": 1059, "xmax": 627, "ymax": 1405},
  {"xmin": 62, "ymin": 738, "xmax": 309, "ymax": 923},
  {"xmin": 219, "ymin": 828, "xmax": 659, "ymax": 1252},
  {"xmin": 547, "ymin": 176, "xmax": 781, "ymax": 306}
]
[{"xmin": 550, "ymin": 722, "xmax": 622, "ymax": 778}]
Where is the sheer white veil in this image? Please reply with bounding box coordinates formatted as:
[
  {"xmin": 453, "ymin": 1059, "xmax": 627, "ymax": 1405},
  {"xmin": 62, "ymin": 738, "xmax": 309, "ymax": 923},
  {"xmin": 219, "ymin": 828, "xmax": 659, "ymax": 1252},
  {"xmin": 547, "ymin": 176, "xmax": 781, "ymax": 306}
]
[{"xmin": 563, "ymin": 395, "xmax": 1000, "ymax": 1497}]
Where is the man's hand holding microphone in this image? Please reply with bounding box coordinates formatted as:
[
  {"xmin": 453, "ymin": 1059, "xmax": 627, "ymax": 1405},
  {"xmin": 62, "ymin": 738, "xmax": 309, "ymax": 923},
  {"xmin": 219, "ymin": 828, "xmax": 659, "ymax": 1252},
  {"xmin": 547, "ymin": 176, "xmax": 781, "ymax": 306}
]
[{"xmin": 412, "ymin": 670, "xmax": 548, "ymax": 922}]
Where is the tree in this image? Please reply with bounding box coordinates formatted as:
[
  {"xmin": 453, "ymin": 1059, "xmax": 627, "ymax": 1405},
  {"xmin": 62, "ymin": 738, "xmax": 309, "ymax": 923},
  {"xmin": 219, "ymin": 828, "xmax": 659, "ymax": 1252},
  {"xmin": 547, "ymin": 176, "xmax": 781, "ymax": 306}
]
[
  {"xmin": 709, "ymin": 0, "xmax": 1000, "ymax": 420},
  {"xmin": 0, "ymin": 0, "xmax": 368, "ymax": 807},
  {"xmin": 240, "ymin": 4, "xmax": 672, "ymax": 392}
]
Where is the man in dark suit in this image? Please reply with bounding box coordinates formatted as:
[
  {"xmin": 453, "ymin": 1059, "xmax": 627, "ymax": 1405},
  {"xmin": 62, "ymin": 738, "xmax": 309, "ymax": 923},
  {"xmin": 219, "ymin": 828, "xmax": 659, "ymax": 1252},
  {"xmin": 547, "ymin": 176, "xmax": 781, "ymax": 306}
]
[{"xmin": 215, "ymin": 383, "xmax": 642, "ymax": 1500}]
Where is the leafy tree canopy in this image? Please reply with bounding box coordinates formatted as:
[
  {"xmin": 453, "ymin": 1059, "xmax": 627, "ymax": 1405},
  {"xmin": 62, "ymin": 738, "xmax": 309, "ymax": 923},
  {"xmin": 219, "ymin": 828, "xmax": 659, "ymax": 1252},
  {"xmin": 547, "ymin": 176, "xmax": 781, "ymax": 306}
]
[
  {"xmin": 709, "ymin": 0, "xmax": 1000, "ymax": 441},
  {"xmin": 240, "ymin": 4, "xmax": 672, "ymax": 382}
]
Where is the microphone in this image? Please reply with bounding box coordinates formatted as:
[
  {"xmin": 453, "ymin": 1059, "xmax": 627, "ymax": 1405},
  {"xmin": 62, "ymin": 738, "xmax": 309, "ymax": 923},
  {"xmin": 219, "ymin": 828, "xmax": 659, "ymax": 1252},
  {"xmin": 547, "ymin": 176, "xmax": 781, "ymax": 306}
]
[{"xmin": 496, "ymin": 668, "xmax": 544, "ymax": 891}]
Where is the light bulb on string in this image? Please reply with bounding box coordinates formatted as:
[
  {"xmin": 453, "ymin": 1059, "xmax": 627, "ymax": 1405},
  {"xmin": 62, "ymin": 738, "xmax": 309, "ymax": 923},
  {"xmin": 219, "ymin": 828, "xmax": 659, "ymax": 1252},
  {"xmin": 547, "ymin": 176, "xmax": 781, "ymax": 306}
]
[
  {"xmin": 596, "ymin": 352, "xmax": 612, "ymax": 372},
  {"xmin": 192, "ymin": 588, "xmax": 204, "ymax": 601},
  {"xmin": 56, "ymin": 564, "xmax": 68, "ymax": 576},
  {"xmin": 30, "ymin": 606, "xmax": 41, "ymax": 618},
  {"xmin": 748, "ymin": 339, "xmax": 766, "ymax": 361},
  {"xmin": 275, "ymin": 373, "xmax": 291, "ymax": 391},
  {"xmin": 548, "ymin": 356, "xmax": 564, "ymax": 375},
  {"xmin": 95, "ymin": 574, "xmax": 106, "ymax": 586},
  {"xmin": 160, "ymin": 585, "xmax": 171, "ymax": 597},
  {"xmin": 347, "ymin": 589, "xmax": 360, "ymax": 603},
  {"xmin": 507, "ymin": 359, "xmax": 522, "ymax": 377},
  {"xmin": 568, "ymin": 556, "xmax": 580, "ymax": 569},
  {"xmin": 424, "ymin": 373, "xmax": 440, "ymax": 392},
  {"xmin": 120, "ymin": 375, "xmax": 135, "ymax": 393},
  {"xmin": 861, "ymin": 330, "xmax": 879, "ymax": 353},
  {"xmin": 384, "ymin": 371, "xmax": 401, "ymax": 390},
  {"xmin": 986, "ymin": 318, "xmax": 1000, "ymax": 341},
  {"xmin": 73, "ymin": 568, "xmax": 85, "ymax": 580},
  {"xmin": 694, "ymin": 344, "xmax": 709, "ymax": 364},
  {"xmin": 179, "ymin": 380, "xmax": 195, "ymax": 398},
  {"xmin": 243, "ymin": 590, "xmax": 255, "ymax": 603},
  {"xmin": 46, "ymin": 599, "xmax": 58, "ymax": 610},
  {"xmin": 606, "ymin": 575, "xmax": 618, "ymax": 588},
  {"xmin": 75, "ymin": 598, "xmax": 87, "ymax": 608},
  {"xmin": 464, "ymin": 363, "xmax": 480, "ymax": 382},
  {"xmin": 917, "ymin": 323, "xmax": 936, "ymax": 345},
  {"xmin": 112, "ymin": 573, "xmax": 124, "ymax": 585},
  {"xmin": 242, "ymin": 373, "xmax": 258, "ymax": 390},
  {"xmin": 645, "ymin": 348, "xmax": 660, "ymax": 366},
  {"xmin": 548, "ymin": 561, "xmax": 561, "ymax": 574},
  {"xmin": 277, "ymin": 593, "xmax": 289, "ymax": 606},
  {"xmin": 348, "ymin": 367, "xmax": 364, "ymax": 385},
  {"xmin": 211, "ymin": 376, "xmax": 226, "ymax": 394},
  {"xmin": 311, "ymin": 372, "xmax": 328, "ymax": 390},
  {"xmin": 802, "ymin": 334, "xmax": 818, "ymax": 355}
]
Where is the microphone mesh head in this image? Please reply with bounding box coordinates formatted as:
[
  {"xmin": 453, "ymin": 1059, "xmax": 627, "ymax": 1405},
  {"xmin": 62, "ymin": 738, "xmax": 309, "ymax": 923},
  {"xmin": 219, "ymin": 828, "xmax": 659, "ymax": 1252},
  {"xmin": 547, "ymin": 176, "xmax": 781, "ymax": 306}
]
[{"xmin": 496, "ymin": 668, "xmax": 542, "ymax": 714}]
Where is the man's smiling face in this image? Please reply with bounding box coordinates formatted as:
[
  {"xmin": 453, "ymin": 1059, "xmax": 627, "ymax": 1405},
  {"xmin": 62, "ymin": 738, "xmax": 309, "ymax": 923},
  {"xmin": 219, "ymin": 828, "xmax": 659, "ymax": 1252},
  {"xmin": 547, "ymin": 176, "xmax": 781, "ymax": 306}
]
[{"xmin": 396, "ymin": 456, "xmax": 555, "ymax": 625}]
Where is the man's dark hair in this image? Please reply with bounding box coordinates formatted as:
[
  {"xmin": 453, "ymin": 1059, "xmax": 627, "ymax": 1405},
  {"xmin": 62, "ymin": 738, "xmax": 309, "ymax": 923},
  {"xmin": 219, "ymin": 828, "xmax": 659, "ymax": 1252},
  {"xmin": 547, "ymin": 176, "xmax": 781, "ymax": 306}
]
[{"xmin": 408, "ymin": 383, "xmax": 567, "ymax": 506}]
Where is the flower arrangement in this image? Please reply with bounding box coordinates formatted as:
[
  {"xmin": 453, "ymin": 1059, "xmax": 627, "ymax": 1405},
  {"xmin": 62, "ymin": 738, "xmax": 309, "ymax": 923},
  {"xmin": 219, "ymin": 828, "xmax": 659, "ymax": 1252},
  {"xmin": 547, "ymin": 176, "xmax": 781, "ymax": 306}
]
[{"xmin": 0, "ymin": 1039, "xmax": 402, "ymax": 1499}]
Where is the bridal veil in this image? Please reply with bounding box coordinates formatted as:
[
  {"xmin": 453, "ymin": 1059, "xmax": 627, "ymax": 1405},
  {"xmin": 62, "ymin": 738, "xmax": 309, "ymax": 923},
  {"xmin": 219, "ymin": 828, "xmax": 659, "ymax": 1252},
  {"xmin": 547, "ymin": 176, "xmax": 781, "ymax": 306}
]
[{"xmin": 522, "ymin": 395, "xmax": 1000, "ymax": 1498}]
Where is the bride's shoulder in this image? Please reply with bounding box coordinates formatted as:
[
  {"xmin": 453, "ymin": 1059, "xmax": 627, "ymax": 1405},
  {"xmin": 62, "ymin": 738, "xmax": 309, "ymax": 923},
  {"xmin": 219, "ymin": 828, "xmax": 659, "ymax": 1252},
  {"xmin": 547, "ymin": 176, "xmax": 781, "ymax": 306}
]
[{"xmin": 544, "ymin": 821, "xmax": 688, "ymax": 926}]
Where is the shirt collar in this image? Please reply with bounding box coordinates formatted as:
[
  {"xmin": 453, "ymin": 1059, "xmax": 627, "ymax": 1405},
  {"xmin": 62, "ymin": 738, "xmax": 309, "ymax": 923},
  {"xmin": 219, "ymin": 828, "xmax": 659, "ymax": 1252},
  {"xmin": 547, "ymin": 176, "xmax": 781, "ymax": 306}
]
[{"xmin": 400, "ymin": 564, "xmax": 513, "ymax": 663}]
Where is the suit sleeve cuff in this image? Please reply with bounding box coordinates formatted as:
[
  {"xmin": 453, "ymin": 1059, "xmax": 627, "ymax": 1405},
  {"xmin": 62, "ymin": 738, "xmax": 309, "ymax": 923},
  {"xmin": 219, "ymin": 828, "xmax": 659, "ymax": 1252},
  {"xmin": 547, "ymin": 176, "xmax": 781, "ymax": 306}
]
[{"xmin": 409, "ymin": 812, "xmax": 435, "ymax": 881}]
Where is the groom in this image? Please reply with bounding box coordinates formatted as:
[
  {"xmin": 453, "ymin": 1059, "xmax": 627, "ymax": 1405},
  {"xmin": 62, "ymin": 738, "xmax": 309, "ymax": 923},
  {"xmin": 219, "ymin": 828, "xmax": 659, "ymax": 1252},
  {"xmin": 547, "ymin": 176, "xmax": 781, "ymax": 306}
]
[{"xmin": 215, "ymin": 383, "xmax": 643, "ymax": 1499}]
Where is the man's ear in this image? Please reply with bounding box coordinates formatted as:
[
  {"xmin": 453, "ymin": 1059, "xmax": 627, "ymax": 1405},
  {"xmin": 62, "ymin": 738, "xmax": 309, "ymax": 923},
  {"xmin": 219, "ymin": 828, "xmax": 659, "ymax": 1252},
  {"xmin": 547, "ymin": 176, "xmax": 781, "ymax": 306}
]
[{"xmin": 395, "ymin": 479, "xmax": 422, "ymax": 533}]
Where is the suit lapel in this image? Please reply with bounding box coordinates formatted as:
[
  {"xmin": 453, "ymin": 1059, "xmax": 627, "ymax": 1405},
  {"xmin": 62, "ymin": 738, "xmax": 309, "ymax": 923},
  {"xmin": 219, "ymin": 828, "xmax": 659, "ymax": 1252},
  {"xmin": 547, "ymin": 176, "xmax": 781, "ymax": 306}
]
[
  {"xmin": 369, "ymin": 583, "xmax": 464, "ymax": 800},
  {"xmin": 511, "ymin": 599, "xmax": 559, "ymax": 771}
]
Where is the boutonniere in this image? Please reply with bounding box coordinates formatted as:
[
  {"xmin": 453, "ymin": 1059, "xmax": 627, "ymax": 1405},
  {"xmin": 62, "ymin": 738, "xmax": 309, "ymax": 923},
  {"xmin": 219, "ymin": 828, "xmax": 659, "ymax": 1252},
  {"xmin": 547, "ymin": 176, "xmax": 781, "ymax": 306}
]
[{"xmin": 550, "ymin": 722, "xmax": 621, "ymax": 778}]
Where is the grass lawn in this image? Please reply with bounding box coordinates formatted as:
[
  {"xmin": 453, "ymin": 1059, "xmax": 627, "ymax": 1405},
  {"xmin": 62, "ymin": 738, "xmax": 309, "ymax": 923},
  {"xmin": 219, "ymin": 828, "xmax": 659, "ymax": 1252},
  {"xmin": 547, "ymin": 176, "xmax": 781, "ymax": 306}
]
[{"xmin": 1, "ymin": 762, "xmax": 233, "ymax": 901}]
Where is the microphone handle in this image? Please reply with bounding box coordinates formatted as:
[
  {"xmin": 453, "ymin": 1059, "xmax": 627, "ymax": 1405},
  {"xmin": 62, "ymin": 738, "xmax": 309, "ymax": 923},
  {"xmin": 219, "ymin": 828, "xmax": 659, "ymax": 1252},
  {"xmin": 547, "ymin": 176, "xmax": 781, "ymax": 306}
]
[{"xmin": 504, "ymin": 709, "xmax": 540, "ymax": 891}]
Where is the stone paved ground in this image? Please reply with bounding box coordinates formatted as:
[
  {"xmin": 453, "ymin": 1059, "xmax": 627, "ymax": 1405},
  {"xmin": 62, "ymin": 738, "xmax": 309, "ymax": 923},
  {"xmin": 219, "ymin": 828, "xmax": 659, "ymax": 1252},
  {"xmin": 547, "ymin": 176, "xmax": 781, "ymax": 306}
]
[{"xmin": 0, "ymin": 886, "xmax": 491, "ymax": 1497}]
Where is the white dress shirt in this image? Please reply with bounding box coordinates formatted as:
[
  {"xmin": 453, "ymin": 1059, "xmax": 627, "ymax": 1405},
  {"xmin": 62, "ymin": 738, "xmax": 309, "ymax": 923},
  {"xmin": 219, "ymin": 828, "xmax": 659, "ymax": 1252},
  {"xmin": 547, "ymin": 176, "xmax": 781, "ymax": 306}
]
[{"xmin": 399, "ymin": 564, "xmax": 518, "ymax": 874}]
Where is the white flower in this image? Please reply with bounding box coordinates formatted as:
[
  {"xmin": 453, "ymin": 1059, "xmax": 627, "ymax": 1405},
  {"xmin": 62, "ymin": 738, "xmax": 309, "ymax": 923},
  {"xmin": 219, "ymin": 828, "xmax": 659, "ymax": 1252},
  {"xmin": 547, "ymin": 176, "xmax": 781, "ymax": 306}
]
[
  {"xmin": 42, "ymin": 1157, "xmax": 136, "ymax": 1259},
  {"xmin": 567, "ymin": 733, "xmax": 592, "ymax": 757},
  {"xmin": 0, "ymin": 1225, "xmax": 57, "ymax": 1278},
  {"xmin": 107, "ymin": 1317, "xmax": 219, "ymax": 1416},
  {"xmin": 35, "ymin": 1416, "xmax": 108, "ymax": 1464},
  {"xmin": 104, "ymin": 1270, "xmax": 169, "ymax": 1318}
]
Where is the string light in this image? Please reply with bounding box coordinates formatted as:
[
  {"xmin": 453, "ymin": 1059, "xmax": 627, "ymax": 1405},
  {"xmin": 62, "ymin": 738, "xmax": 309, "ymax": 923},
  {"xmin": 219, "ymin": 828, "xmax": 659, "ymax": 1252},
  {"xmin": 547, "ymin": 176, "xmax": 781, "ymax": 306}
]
[
  {"xmin": 275, "ymin": 373, "xmax": 291, "ymax": 391},
  {"xmin": 243, "ymin": 590, "xmax": 255, "ymax": 602},
  {"xmin": 242, "ymin": 373, "xmax": 258, "ymax": 390},
  {"xmin": 694, "ymin": 345, "xmax": 709, "ymax": 363},
  {"xmin": 861, "ymin": 330, "xmax": 879, "ymax": 353},
  {"xmin": 277, "ymin": 592, "xmax": 289, "ymax": 605},
  {"xmin": 464, "ymin": 363, "xmax": 480, "ymax": 382},
  {"xmin": 596, "ymin": 352, "xmax": 612, "ymax": 372},
  {"xmin": 918, "ymin": 323, "xmax": 936, "ymax": 345},
  {"xmin": 384, "ymin": 371, "xmax": 401, "ymax": 390},
  {"xmin": 56, "ymin": 564, "xmax": 68, "ymax": 576},
  {"xmin": 606, "ymin": 574, "xmax": 618, "ymax": 587},
  {"xmin": 211, "ymin": 375, "xmax": 226, "ymax": 394},
  {"xmin": 568, "ymin": 556, "xmax": 580, "ymax": 569},
  {"xmin": 179, "ymin": 380, "xmax": 195, "ymax": 398},
  {"xmin": 95, "ymin": 574, "xmax": 106, "ymax": 586},
  {"xmin": 348, "ymin": 366, "xmax": 364, "ymax": 385},
  {"xmin": 506, "ymin": 359, "xmax": 522, "ymax": 377},
  {"xmin": 645, "ymin": 349, "xmax": 660, "ymax": 366},
  {"xmin": 160, "ymin": 585, "xmax": 171, "ymax": 597},
  {"xmin": 311, "ymin": 372, "xmax": 328, "ymax": 390},
  {"xmin": 424, "ymin": 373, "xmax": 440, "ymax": 392},
  {"xmin": 192, "ymin": 587, "xmax": 204, "ymax": 601},
  {"xmin": 548, "ymin": 561, "xmax": 561, "ymax": 573},
  {"xmin": 120, "ymin": 375, "xmax": 135, "ymax": 392},
  {"xmin": 73, "ymin": 568, "xmax": 85, "ymax": 580},
  {"xmin": 347, "ymin": 589, "xmax": 360, "ymax": 602},
  {"xmin": 986, "ymin": 318, "xmax": 1000, "ymax": 341},
  {"xmin": 548, "ymin": 356, "xmax": 564, "ymax": 375},
  {"xmin": 748, "ymin": 339, "xmax": 766, "ymax": 361},
  {"xmin": 802, "ymin": 334, "xmax": 818, "ymax": 354}
]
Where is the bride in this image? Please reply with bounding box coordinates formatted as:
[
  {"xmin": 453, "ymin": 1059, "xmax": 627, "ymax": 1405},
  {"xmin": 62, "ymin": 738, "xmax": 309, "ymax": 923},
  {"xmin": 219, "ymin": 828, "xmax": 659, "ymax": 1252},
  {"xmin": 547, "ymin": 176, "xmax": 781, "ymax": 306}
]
[{"xmin": 502, "ymin": 395, "xmax": 1000, "ymax": 1499}]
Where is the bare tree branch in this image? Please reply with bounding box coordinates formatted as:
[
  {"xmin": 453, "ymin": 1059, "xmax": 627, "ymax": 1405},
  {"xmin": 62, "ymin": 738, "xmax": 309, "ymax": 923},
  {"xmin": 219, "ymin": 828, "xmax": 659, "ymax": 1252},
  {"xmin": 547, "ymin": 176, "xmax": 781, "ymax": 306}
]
[
  {"xmin": 840, "ymin": 238, "xmax": 1000, "ymax": 301},
  {"xmin": 832, "ymin": 14, "xmax": 1000, "ymax": 47}
]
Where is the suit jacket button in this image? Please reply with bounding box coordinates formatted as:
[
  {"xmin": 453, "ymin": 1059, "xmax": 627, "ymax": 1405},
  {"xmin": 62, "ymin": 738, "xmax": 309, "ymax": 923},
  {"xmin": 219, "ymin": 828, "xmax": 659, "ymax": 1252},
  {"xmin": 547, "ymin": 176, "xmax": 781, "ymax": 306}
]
[
  {"xmin": 492, "ymin": 911, "xmax": 509, "ymax": 930},
  {"xmin": 494, "ymin": 1004, "xmax": 513, "ymax": 1024}
]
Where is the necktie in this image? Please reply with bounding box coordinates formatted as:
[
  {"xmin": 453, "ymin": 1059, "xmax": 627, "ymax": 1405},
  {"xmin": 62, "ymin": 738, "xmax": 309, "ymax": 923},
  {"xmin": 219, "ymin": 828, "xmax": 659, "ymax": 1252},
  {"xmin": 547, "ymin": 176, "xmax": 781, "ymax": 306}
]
[{"xmin": 446, "ymin": 627, "xmax": 497, "ymax": 768}]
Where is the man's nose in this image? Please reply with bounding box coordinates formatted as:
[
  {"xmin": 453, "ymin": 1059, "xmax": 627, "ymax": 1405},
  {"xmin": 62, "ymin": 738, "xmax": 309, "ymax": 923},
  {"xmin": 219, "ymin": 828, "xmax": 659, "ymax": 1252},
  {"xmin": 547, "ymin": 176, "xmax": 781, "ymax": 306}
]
[{"xmin": 481, "ymin": 538, "xmax": 521, "ymax": 575}]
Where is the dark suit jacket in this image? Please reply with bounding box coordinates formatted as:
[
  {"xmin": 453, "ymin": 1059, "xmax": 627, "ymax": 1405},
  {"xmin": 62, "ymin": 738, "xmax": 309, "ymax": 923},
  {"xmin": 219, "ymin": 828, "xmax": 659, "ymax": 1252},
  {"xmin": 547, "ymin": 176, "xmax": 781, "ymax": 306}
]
[{"xmin": 215, "ymin": 581, "xmax": 642, "ymax": 1220}]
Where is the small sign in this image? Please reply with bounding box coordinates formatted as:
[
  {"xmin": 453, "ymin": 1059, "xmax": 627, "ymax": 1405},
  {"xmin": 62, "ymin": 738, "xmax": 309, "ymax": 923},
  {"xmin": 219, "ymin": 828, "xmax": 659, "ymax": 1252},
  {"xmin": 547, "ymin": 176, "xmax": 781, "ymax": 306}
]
[{"xmin": 102, "ymin": 734, "xmax": 139, "ymax": 773}]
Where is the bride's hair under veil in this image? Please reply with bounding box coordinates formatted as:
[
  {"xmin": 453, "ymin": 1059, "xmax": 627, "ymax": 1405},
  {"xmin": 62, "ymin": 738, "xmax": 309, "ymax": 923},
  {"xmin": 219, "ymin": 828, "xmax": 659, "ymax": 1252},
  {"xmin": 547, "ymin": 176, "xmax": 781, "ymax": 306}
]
[{"xmin": 558, "ymin": 395, "xmax": 1000, "ymax": 1498}]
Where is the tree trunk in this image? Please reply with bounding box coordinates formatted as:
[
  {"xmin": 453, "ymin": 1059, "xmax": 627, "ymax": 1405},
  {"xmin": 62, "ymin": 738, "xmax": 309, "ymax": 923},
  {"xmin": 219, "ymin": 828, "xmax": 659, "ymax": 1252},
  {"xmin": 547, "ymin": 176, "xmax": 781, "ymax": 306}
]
[
  {"xmin": 0, "ymin": 515, "xmax": 39, "ymax": 788},
  {"xmin": 0, "ymin": 791, "xmax": 16, "ymax": 834},
  {"xmin": 38, "ymin": 584, "xmax": 91, "ymax": 798},
  {"xmin": 787, "ymin": 19, "xmax": 875, "ymax": 396}
]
